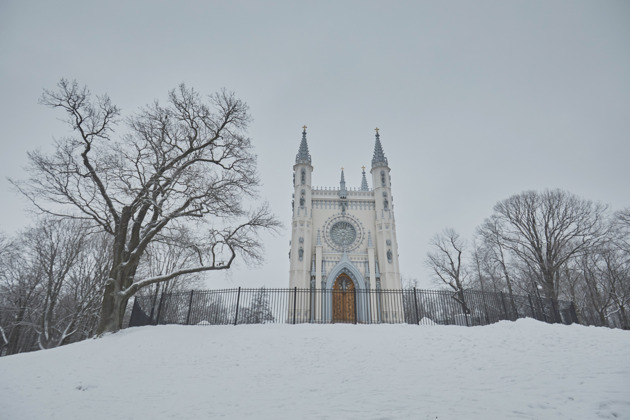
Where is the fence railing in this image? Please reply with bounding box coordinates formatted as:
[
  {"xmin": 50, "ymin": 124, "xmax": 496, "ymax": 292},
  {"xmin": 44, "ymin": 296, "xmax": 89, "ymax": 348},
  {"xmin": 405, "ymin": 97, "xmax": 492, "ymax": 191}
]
[{"xmin": 128, "ymin": 287, "xmax": 579, "ymax": 327}]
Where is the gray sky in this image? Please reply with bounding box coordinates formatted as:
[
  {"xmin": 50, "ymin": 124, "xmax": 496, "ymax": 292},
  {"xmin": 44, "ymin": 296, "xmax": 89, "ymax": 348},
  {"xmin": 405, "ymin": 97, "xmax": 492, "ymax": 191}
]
[{"xmin": 1, "ymin": 1, "xmax": 629, "ymax": 288}]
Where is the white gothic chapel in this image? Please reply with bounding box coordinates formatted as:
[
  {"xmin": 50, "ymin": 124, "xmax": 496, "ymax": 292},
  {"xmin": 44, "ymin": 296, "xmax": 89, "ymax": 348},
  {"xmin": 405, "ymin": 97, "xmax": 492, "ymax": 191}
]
[{"xmin": 289, "ymin": 127, "xmax": 403, "ymax": 323}]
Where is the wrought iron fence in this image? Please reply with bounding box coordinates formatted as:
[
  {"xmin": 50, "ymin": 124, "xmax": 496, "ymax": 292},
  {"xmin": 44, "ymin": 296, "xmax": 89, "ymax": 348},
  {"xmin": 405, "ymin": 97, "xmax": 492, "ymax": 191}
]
[{"xmin": 128, "ymin": 287, "xmax": 579, "ymax": 327}]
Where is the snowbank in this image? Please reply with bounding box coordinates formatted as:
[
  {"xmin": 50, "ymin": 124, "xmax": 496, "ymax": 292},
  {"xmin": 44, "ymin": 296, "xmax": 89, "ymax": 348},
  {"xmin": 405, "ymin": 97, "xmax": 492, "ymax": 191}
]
[{"xmin": 1, "ymin": 319, "xmax": 628, "ymax": 419}]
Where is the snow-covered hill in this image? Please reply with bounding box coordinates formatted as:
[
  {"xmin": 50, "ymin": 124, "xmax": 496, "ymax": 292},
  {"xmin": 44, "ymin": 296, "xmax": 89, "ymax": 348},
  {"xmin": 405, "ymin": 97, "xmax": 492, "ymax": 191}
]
[{"xmin": 1, "ymin": 319, "xmax": 628, "ymax": 419}]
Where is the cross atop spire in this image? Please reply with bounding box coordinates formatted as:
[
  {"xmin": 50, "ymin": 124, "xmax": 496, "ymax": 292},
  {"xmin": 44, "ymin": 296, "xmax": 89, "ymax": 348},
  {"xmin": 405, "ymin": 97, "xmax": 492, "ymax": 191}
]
[
  {"xmin": 295, "ymin": 125, "xmax": 311, "ymax": 164},
  {"xmin": 371, "ymin": 128, "xmax": 388, "ymax": 168}
]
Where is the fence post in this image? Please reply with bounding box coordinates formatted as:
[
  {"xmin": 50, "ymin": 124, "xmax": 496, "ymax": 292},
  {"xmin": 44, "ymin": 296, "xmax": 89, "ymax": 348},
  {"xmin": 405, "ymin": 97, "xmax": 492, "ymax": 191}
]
[
  {"xmin": 464, "ymin": 291, "xmax": 470, "ymax": 326},
  {"xmin": 354, "ymin": 289, "xmax": 358, "ymax": 324},
  {"xmin": 292, "ymin": 287, "xmax": 297, "ymax": 324},
  {"xmin": 155, "ymin": 292, "xmax": 165, "ymax": 325},
  {"xmin": 413, "ymin": 288, "xmax": 420, "ymax": 325},
  {"xmin": 234, "ymin": 287, "xmax": 241, "ymax": 326},
  {"xmin": 309, "ymin": 285, "xmax": 314, "ymax": 323},
  {"xmin": 185, "ymin": 290, "xmax": 195, "ymax": 325},
  {"xmin": 366, "ymin": 287, "xmax": 371, "ymax": 324},
  {"xmin": 321, "ymin": 287, "xmax": 325, "ymax": 324}
]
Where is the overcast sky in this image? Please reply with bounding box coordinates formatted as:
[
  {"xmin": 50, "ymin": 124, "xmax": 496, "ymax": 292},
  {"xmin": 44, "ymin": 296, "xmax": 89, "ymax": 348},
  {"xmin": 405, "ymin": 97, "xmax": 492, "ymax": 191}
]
[{"xmin": 1, "ymin": 1, "xmax": 629, "ymax": 288}]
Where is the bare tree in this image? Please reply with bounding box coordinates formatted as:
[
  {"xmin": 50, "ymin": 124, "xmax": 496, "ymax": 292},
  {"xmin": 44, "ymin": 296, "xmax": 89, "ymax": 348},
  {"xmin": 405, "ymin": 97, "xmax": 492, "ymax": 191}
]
[
  {"xmin": 577, "ymin": 251, "xmax": 614, "ymax": 326},
  {"xmin": 488, "ymin": 190, "xmax": 608, "ymax": 300},
  {"xmin": 0, "ymin": 234, "xmax": 11, "ymax": 353},
  {"xmin": 470, "ymin": 241, "xmax": 493, "ymax": 293},
  {"xmin": 0, "ymin": 235, "xmax": 42, "ymax": 355},
  {"xmin": 58, "ymin": 230, "xmax": 112, "ymax": 342},
  {"xmin": 469, "ymin": 240, "xmax": 507, "ymax": 294},
  {"xmin": 603, "ymin": 210, "xmax": 630, "ymax": 328},
  {"xmin": 476, "ymin": 216, "xmax": 522, "ymax": 312},
  {"xmin": 426, "ymin": 228, "xmax": 470, "ymax": 314},
  {"xmin": 24, "ymin": 218, "xmax": 85, "ymax": 349},
  {"xmin": 12, "ymin": 80, "xmax": 280, "ymax": 334},
  {"xmin": 612, "ymin": 208, "xmax": 630, "ymax": 255},
  {"xmin": 0, "ymin": 219, "xmax": 112, "ymax": 355}
]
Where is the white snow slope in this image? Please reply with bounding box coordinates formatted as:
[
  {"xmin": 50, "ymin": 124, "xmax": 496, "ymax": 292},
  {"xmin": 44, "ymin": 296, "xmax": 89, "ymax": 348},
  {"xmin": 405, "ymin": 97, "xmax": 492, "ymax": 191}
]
[{"xmin": 1, "ymin": 319, "xmax": 629, "ymax": 420}]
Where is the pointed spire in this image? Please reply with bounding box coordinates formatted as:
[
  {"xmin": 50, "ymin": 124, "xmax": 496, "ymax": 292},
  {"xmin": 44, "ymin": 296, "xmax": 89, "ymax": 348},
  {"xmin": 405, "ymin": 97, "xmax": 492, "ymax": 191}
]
[
  {"xmin": 360, "ymin": 166, "xmax": 369, "ymax": 191},
  {"xmin": 295, "ymin": 125, "xmax": 311, "ymax": 164},
  {"xmin": 371, "ymin": 127, "xmax": 388, "ymax": 168},
  {"xmin": 339, "ymin": 168, "xmax": 347, "ymax": 199}
]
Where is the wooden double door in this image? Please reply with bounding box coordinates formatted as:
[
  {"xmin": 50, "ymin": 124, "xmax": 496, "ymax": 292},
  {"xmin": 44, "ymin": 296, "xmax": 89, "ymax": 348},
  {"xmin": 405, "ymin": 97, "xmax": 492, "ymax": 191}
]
[{"xmin": 332, "ymin": 274, "xmax": 356, "ymax": 323}]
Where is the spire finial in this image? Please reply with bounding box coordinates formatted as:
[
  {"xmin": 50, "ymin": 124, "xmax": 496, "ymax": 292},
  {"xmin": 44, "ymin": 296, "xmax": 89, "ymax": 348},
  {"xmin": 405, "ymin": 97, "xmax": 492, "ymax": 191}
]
[
  {"xmin": 303, "ymin": 125, "xmax": 307, "ymax": 132},
  {"xmin": 339, "ymin": 167, "xmax": 347, "ymax": 199},
  {"xmin": 360, "ymin": 165, "xmax": 369, "ymax": 191},
  {"xmin": 295, "ymin": 126, "xmax": 311, "ymax": 164},
  {"xmin": 371, "ymin": 128, "xmax": 388, "ymax": 168}
]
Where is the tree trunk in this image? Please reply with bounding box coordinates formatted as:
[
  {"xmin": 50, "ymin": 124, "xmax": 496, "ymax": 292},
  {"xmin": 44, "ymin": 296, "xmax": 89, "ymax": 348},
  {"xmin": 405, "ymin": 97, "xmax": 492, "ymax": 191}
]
[
  {"xmin": 619, "ymin": 306, "xmax": 629, "ymax": 330},
  {"xmin": 96, "ymin": 280, "xmax": 130, "ymax": 334},
  {"xmin": 96, "ymin": 258, "xmax": 136, "ymax": 335},
  {"xmin": 96, "ymin": 210, "xmax": 137, "ymax": 335},
  {"xmin": 597, "ymin": 309, "xmax": 608, "ymax": 327},
  {"xmin": 541, "ymin": 269, "xmax": 557, "ymax": 301},
  {"xmin": 499, "ymin": 262, "xmax": 518, "ymax": 317},
  {"xmin": 6, "ymin": 307, "xmax": 27, "ymax": 355}
]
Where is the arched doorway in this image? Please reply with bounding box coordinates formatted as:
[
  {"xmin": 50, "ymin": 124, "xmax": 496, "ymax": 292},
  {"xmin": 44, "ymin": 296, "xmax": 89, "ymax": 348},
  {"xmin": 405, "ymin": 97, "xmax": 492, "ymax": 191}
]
[{"xmin": 332, "ymin": 273, "xmax": 356, "ymax": 323}]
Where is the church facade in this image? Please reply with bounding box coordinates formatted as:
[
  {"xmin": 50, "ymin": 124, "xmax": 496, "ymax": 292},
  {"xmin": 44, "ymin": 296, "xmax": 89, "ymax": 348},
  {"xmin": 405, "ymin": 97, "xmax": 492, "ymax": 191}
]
[{"xmin": 289, "ymin": 127, "xmax": 402, "ymax": 323}]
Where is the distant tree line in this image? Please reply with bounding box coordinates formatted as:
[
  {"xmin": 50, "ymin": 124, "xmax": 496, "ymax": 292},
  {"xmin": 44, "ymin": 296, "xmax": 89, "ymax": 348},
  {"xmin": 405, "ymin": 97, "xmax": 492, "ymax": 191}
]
[
  {"xmin": 425, "ymin": 189, "xmax": 630, "ymax": 329},
  {"xmin": 0, "ymin": 218, "xmax": 206, "ymax": 356}
]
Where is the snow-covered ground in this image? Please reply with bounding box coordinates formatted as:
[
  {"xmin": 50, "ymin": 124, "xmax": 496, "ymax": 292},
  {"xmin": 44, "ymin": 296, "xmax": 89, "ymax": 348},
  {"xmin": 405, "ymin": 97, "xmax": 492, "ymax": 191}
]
[{"xmin": 1, "ymin": 319, "xmax": 628, "ymax": 420}]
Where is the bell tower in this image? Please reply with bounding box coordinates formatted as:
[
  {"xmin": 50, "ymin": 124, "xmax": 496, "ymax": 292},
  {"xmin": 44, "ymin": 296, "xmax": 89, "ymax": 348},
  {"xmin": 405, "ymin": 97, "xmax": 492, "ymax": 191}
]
[
  {"xmin": 289, "ymin": 126, "xmax": 314, "ymax": 288},
  {"xmin": 370, "ymin": 128, "xmax": 401, "ymax": 289}
]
